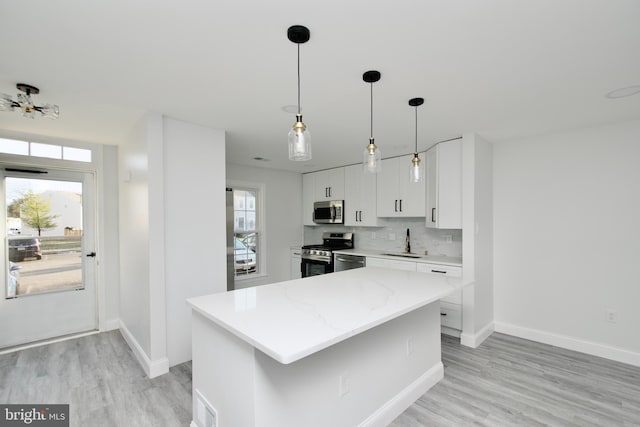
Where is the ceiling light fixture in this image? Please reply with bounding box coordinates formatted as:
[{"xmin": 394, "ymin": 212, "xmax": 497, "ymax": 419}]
[
  {"xmin": 0, "ymin": 84, "xmax": 59, "ymax": 119},
  {"xmin": 287, "ymin": 25, "xmax": 311, "ymax": 161},
  {"xmin": 363, "ymin": 70, "xmax": 382, "ymax": 173},
  {"xmin": 408, "ymin": 97, "xmax": 424, "ymax": 183}
]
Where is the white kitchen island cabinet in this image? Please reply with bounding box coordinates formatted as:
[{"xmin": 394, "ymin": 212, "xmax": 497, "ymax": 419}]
[{"xmin": 188, "ymin": 267, "xmax": 462, "ymax": 427}]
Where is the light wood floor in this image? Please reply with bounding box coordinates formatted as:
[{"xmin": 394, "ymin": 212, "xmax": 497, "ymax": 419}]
[{"xmin": 1, "ymin": 331, "xmax": 639, "ymax": 426}]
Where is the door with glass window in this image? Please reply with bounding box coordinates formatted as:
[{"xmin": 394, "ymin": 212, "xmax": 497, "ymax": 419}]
[{"xmin": 0, "ymin": 167, "xmax": 97, "ymax": 348}]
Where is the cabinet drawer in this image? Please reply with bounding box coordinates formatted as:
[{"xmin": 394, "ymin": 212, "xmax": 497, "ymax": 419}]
[
  {"xmin": 416, "ymin": 263, "xmax": 461, "ymax": 277},
  {"xmin": 439, "ymin": 301, "xmax": 462, "ymax": 330}
]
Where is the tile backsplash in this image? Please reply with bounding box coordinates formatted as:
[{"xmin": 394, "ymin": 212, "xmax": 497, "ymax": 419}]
[{"xmin": 304, "ymin": 217, "xmax": 462, "ymax": 258}]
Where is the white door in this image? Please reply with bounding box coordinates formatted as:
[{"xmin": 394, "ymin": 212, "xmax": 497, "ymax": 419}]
[{"xmin": 0, "ymin": 168, "xmax": 97, "ymax": 348}]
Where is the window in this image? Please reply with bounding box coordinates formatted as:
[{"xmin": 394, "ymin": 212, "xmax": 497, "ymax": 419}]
[
  {"xmin": 233, "ymin": 188, "xmax": 261, "ymax": 278},
  {"xmin": 0, "ymin": 137, "xmax": 92, "ymax": 162}
]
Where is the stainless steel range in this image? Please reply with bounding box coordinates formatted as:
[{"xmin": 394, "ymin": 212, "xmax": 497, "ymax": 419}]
[{"xmin": 301, "ymin": 232, "xmax": 354, "ymax": 278}]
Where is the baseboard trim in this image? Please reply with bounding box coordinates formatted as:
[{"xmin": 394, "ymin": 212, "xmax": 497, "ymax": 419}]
[
  {"xmin": 101, "ymin": 318, "xmax": 120, "ymax": 332},
  {"xmin": 460, "ymin": 321, "xmax": 494, "ymax": 348},
  {"xmin": 119, "ymin": 320, "xmax": 170, "ymax": 378},
  {"xmin": 0, "ymin": 330, "xmax": 99, "ymax": 355},
  {"xmin": 359, "ymin": 362, "xmax": 444, "ymax": 427},
  {"xmin": 494, "ymin": 321, "xmax": 640, "ymax": 367}
]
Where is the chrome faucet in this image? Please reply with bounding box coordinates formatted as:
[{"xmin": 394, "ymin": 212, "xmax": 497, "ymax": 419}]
[{"xmin": 405, "ymin": 228, "xmax": 411, "ymax": 253}]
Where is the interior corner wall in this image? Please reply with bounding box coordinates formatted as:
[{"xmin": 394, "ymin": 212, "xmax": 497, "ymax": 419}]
[
  {"xmin": 493, "ymin": 119, "xmax": 640, "ymax": 365},
  {"xmin": 473, "ymin": 135, "xmax": 494, "ymax": 333},
  {"xmin": 226, "ymin": 164, "xmax": 303, "ymax": 289},
  {"xmin": 100, "ymin": 144, "xmax": 121, "ymax": 328},
  {"xmin": 118, "ymin": 114, "xmax": 153, "ymax": 359},
  {"xmin": 164, "ymin": 117, "xmax": 226, "ymax": 367}
]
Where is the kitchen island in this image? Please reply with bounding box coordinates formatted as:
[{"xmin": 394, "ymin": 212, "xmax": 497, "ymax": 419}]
[{"xmin": 188, "ymin": 266, "xmax": 463, "ymax": 427}]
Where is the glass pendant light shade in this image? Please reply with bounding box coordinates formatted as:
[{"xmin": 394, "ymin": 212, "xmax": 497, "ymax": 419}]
[
  {"xmin": 40, "ymin": 103, "xmax": 60, "ymax": 119},
  {"xmin": 410, "ymin": 153, "xmax": 424, "ymax": 183},
  {"xmin": 288, "ymin": 114, "xmax": 312, "ymax": 161},
  {"xmin": 363, "ymin": 138, "xmax": 381, "ymax": 173},
  {"xmin": 0, "ymin": 94, "xmax": 14, "ymax": 111}
]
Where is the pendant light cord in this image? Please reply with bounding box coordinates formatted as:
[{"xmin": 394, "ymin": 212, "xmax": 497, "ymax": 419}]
[
  {"xmin": 297, "ymin": 44, "xmax": 301, "ymax": 115},
  {"xmin": 370, "ymin": 82, "xmax": 373, "ymax": 139},
  {"xmin": 414, "ymin": 106, "xmax": 418, "ymax": 153}
]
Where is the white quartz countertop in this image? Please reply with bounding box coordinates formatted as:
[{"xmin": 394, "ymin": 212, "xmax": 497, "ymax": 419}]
[
  {"xmin": 332, "ymin": 249, "xmax": 462, "ymax": 267},
  {"xmin": 187, "ymin": 267, "xmax": 462, "ymax": 365}
]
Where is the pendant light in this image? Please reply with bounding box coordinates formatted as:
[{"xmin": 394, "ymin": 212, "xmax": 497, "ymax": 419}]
[
  {"xmin": 408, "ymin": 97, "xmax": 425, "ymax": 183},
  {"xmin": 363, "ymin": 70, "xmax": 381, "ymax": 173},
  {"xmin": 287, "ymin": 25, "xmax": 312, "ymax": 161}
]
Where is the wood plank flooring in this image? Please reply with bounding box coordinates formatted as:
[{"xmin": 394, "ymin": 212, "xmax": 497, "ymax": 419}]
[
  {"xmin": 390, "ymin": 333, "xmax": 640, "ymax": 427},
  {"xmin": 0, "ymin": 331, "xmax": 192, "ymax": 426},
  {"xmin": 1, "ymin": 331, "xmax": 639, "ymax": 426}
]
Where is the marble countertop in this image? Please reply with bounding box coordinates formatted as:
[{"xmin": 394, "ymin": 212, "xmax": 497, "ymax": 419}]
[
  {"xmin": 332, "ymin": 249, "xmax": 462, "ymax": 267},
  {"xmin": 187, "ymin": 267, "xmax": 462, "ymax": 364}
]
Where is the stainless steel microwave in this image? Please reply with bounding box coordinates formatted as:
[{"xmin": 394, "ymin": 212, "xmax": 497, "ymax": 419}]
[{"xmin": 313, "ymin": 200, "xmax": 344, "ymax": 224}]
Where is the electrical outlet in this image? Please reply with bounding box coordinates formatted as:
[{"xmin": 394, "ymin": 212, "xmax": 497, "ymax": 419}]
[
  {"xmin": 444, "ymin": 235, "xmax": 453, "ymax": 243},
  {"xmin": 339, "ymin": 373, "xmax": 350, "ymax": 397},
  {"xmin": 388, "ymin": 232, "xmax": 396, "ymax": 241},
  {"xmin": 406, "ymin": 337, "xmax": 414, "ymax": 356},
  {"xmin": 605, "ymin": 309, "xmax": 617, "ymax": 323}
]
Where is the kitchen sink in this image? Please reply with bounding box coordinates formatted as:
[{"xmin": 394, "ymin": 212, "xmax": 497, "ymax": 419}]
[{"xmin": 383, "ymin": 252, "xmax": 423, "ymax": 259}]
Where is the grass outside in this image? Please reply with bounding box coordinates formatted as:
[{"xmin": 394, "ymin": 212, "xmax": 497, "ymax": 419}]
[{"xmin": 39, "ymin": 236, "xmax": 82, "ymax": 254}]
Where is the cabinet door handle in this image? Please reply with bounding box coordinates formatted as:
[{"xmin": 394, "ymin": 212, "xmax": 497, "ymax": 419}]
[
  {"xmin": 440, "ymin": 313, "xmax": 447, "ymax": 316},
  {"xmin": 399, "ymin": 199, "xmax": 403, "ymax": 212},
  {"xmin": 395, "ymin": 200, "xmax": 398, "ymax": 212},
  {"xmin": 355, "ymin": 211, "xmax": 359, "ymax": 222},
  {"xmin": 431, "ymin": 269, "xmax": 446, "ymax": 274},
  {"xmin": 359, "ymin": 211, "xmax": 362, "ymax": 222},
  {"xmin": 431, "ymin": 207, "xmax": 436, "ymax": 223}
]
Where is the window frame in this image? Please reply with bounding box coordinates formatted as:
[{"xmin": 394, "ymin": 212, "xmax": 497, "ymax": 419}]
[{"xmin": 228, "ymin": 181, "xmax": 266, "ymax": 281}]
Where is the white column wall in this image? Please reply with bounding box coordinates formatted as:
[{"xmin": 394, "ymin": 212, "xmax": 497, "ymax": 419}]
[
  {"xmin": 460, "ymin": 133, "xmax": 494, "ymax": 348},
  {"xmin": 163, "ymin": 117, "xmax": 226, "ymax": 366},
  {"xmin": 118, "ymin": 114, "xmax": 153, "ymax": 360}
]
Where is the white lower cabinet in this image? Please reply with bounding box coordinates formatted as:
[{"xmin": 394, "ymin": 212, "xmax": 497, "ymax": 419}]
[
  {"xmin": 416, "ymin": 262, "xmax": 462, "ymax": 336},
  {"xmin": 366, "ymin": 258, "xmax": 462, "ymax": 336},
  {"xmin": 365, "ymin": 256, "xmax": 417, "ymax": 271}
]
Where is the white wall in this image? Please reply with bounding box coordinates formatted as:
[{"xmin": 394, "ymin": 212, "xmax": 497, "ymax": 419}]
[
  {"xmin": 460, "ymin": 133, "xmax": 494, "ymax": 348},
  {"xmin": 119, "ymin": 114, "xmax": 227, "ymax": 372},
  {"xmin": 164, "ymin": 117, "xmax": 226, "ymax": 366},
  {"xmin": 101, "ymin": 144, "xmax": 120, "ymax": 329},
  {"xmin": 226, "ymin": 164, "xmax": 303, "ymax": 288},
  {"xmin": 493, "ymin": 119, "xmax": 640, "ymax": 366},
  {"xmin": 118, "ymin": 115, "xmax": 153, "ymax": 359}
]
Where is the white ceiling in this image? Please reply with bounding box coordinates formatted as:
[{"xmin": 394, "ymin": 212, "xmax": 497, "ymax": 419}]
[{"xmin": 1, "ymin": 0, "xmax": 639, "ymax": 173}]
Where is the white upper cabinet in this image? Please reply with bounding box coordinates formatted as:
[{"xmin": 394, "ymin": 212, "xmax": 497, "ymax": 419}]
[
  {"xmin": 313, "ymin": 168, "xmax": 345, "ymax": 200},
  {"xmin": 376, "ymin": 154, "xmax": 426, "ymax": 217},
  {"xmin": 344, "ymin": 164, "xmax": 378, "ymax": 227},
  {"xmin": 302, "ymin": 168, "xmax": 346, "ymax": 226},
  {"xmin": 425, "ymin": 140, "xmax": 462, "ymax": 229}
]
